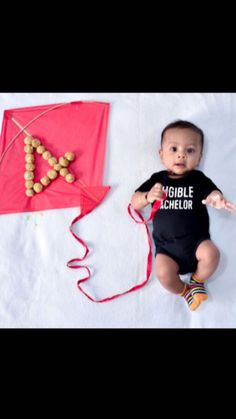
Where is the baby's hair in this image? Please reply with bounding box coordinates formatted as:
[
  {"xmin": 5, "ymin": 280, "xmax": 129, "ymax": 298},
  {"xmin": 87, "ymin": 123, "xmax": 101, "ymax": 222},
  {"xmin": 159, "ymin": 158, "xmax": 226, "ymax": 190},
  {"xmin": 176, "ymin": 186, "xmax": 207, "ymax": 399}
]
[{"xmin": 161, "ymin": 120, "xmax": 204, "ymax": 150}]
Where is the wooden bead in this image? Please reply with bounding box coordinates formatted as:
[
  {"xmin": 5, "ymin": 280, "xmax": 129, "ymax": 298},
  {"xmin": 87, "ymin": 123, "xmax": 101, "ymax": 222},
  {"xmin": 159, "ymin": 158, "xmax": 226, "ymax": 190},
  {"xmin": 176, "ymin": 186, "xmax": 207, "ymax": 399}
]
[
  {"xmin": 25, "ymin": 180, "xmax": 34, "ymax": 189},
  {"xmin": 24, "ymin": 136, "xmax": 33, "ymax": 145},
  {"xmin": 25, "ymin": 154, "xmax": 35, "ymax": 163},
  {"xmin": 65, "ymin": 173, "xmax": 75, "ymax": 183},
  {"xmin": 42, "ymin": 151, "xmax": 52, "ymax": 160},
  {"xmin": 24, "ymin": 145, "xmax": 33, "ymax": 153},
  {"xmin": 40, "ymin": 176, "xmax": 50, "ymax": 186},
  {"xmin": 54, "ymin": 163, "xmax": 62, "ymax": 172},
  {"xmin": 48, "ymin": 157, "xmax": 57, "ymax": 166},
  {"xmin": 32, "ymin": 139, "xmax": 41, "ymax": 148},
  {"xmin": 36, "ymin": 145, "xmax": 46, "ymax": 154},
  {"xmin": 33, "ymin": 183, "xmax": 43, "ymax": 193},
  {"xmin": 47, "ymin": 170, "xmax": 58, "ymax": 180},
  {"xmin": 59, "ymin": 168, "xmax": 69, "ymax": 177},
  {"xmin": 25, "ymin": 163, "xmax": 35, "ymax": 171},
  {"xmin": 64, "ymin": 152, "xmax": 75, "ymax": 161},
  {"xmin": 25, "ymin": 189, "xmax": 35, "ymax": 197},
  {"xmin": 59, "ymin": 156, "xmax": 69, "ymax": 167},
  {"xmin": 24, "ymin": 171, "xmax": 34, "ymax": 180}
]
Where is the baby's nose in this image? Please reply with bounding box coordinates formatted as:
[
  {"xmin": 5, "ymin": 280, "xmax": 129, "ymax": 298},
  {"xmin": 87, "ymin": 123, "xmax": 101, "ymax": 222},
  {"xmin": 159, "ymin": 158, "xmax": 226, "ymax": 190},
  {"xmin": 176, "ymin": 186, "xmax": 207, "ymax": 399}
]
[{"xmin": 178, "ymin": 151, "xmax": 186, "ymax": 159}]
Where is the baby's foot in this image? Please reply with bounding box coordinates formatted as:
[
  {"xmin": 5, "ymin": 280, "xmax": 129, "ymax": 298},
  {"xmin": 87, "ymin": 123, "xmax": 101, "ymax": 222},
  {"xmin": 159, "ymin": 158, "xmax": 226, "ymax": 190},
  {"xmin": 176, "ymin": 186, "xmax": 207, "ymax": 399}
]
[
  {"xmin": 189, "ymin": 274, "xmax": 208, "ymax": 305},
  {"xmin": 181, "ymin": 284, "xmax": 202, "ymax": 311}
]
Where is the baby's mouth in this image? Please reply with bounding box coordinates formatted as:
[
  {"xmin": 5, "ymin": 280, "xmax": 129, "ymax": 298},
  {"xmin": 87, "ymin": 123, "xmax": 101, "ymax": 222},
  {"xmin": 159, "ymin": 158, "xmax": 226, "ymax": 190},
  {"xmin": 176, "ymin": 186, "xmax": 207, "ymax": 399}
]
[{"xmin": 174, "ymin": 163, "xmax": 186, "ymax": 168}]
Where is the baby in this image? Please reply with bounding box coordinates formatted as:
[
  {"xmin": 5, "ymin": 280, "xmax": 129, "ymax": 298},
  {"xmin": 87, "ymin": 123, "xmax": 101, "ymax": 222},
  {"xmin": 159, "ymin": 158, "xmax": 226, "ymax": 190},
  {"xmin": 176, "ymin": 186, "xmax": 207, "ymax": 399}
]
[{"xmin": 131, "ymin": 120, "xmax": 235, "ymax": 310}]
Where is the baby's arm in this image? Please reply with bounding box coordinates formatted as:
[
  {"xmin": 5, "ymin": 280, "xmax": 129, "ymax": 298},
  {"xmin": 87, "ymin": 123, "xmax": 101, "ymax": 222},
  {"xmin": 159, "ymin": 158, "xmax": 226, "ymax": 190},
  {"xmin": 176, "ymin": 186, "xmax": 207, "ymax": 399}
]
[
  {"xmin": 131, "ymin": 183, "xmax": 164, "ymax": 210},
  {"xmin": 202, "ymin": 190, "xmax": 236, "ymax": 212}
]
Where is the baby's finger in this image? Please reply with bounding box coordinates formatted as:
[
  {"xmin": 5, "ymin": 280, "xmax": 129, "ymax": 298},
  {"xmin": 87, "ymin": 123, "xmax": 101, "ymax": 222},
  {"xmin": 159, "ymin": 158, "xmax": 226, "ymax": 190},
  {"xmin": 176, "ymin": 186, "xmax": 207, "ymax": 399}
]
[
  {"xmin": 202, "ymin": 197, "xmax": 217, "ymax": 208},
  {"xmin": 153, "ymin": 193, "xmax": 164, "ymax": 201},
  {"xmin": 154, "ymin": 183, "xmax": 163, "ymax": 190},
  {"xmin": 224, "ymin": 201, "xmax": 236, "ymax": 212},
  {"xmin": 211, "ymin": 198, "xmax": 220, "ymax": 207},
  {"xmin": 202, "ymin": 197, "xmax": 212, "ymax": 205}
]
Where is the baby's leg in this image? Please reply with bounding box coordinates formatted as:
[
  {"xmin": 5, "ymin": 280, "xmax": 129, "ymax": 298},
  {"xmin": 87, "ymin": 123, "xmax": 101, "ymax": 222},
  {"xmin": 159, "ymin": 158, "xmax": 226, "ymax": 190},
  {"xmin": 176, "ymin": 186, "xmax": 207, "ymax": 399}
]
[
  {"xmin": 156, "ymin": 254, "xmax": 201, "ymax": 310},
  {"xmin": 155, "ymin": 254, "xmax": 184, "ymax": 294},
  {"xmin": 190, "ymin": 239, "xmax": 220, "ymax": 305},
  {"xmin": 195, "ymin": 239, "xmax": 220, "ymax": 280}
]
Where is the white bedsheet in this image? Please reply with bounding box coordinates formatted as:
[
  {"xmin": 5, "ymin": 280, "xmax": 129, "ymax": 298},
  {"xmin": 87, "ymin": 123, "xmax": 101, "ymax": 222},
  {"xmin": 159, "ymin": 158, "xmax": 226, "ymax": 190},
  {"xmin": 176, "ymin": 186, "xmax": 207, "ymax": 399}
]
[{"xmin": 0, "ymin": 93, "xmax": 235, "ymax": 328}]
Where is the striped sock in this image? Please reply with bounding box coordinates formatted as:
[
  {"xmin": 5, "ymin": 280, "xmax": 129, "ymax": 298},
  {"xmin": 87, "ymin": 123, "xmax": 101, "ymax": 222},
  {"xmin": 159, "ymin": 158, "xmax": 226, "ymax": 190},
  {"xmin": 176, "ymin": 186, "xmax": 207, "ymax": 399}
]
[
  {"xmin": 180, "ymin": 283, "xmax": 201, "ymax": 311},
  {"xmin": 189, "ymin": 274, "xmax": 208, "ymax": 305}
]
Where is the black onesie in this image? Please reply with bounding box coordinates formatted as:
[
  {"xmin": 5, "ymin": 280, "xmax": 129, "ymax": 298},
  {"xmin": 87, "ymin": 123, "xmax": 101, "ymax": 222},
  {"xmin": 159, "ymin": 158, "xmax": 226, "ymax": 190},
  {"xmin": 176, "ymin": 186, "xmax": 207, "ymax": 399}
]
[{"xmin": 135, "ymin": 170, "xmax": 220, "ymax": 274}]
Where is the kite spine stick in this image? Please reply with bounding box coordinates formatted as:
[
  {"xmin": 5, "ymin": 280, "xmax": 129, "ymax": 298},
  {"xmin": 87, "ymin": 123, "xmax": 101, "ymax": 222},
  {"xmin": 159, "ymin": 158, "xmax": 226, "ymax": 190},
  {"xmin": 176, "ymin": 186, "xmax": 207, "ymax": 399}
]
[{"xmin": 11, "ymin": 117, "xmax": 31, "ymax": 136}]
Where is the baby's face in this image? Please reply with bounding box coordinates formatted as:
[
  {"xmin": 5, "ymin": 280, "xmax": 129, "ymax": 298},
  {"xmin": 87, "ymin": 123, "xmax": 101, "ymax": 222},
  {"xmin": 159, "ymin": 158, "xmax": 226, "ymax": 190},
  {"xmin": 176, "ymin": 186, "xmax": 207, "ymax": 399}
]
[{"xmin": 159, "ymin": 127, "xmax": 202, "ymax": 176}]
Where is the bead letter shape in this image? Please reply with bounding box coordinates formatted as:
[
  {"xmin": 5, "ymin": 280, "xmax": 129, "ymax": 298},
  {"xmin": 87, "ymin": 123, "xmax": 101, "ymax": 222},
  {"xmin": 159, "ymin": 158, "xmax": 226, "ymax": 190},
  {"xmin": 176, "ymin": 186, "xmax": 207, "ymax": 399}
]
[{"xmin": 24, "ymin": 136, "xmax": 76, "ymax": 197}]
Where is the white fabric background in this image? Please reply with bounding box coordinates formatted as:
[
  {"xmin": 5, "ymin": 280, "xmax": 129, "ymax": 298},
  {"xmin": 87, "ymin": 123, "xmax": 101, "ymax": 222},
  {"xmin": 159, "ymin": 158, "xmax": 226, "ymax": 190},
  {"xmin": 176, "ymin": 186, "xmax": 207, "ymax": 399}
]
[{"xmin": 0, "ymin": 93, "xmax": 235, "ymax": 328}]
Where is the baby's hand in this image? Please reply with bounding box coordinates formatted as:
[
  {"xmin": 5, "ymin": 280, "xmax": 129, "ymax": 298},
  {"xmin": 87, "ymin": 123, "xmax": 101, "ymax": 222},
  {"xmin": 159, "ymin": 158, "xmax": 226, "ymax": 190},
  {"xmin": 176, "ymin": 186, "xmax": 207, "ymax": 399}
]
[
  {"xmin": 147, "ymin": 183, "xmax": 164, "ymax": 203},
  {"xmin": 202, "ymin": 191, "xmax": 236, "ymax": 212}
]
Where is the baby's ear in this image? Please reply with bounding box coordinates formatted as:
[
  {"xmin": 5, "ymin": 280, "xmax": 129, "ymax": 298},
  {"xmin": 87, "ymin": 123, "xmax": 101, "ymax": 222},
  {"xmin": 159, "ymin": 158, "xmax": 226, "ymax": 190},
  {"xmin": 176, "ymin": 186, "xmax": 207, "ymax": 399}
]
[
  {"xmin": 159, "ymin": 149, "xmax": 163, "ymax": 159},
  {"xmin": 198, "ymin": 152, "xmax": 203, "ymax": 164}
]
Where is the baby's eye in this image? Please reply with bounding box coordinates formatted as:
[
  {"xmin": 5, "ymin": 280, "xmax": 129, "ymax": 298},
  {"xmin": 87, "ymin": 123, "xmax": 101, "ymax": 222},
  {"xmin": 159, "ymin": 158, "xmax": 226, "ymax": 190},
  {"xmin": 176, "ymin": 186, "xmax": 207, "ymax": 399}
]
[
  {"xmin": 187, "ymin": 148, "xmax": 195, "ymax": 154},
  {"xmin": 170, "ymin": 146, "xmax": 177, "ymax": 152}
]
